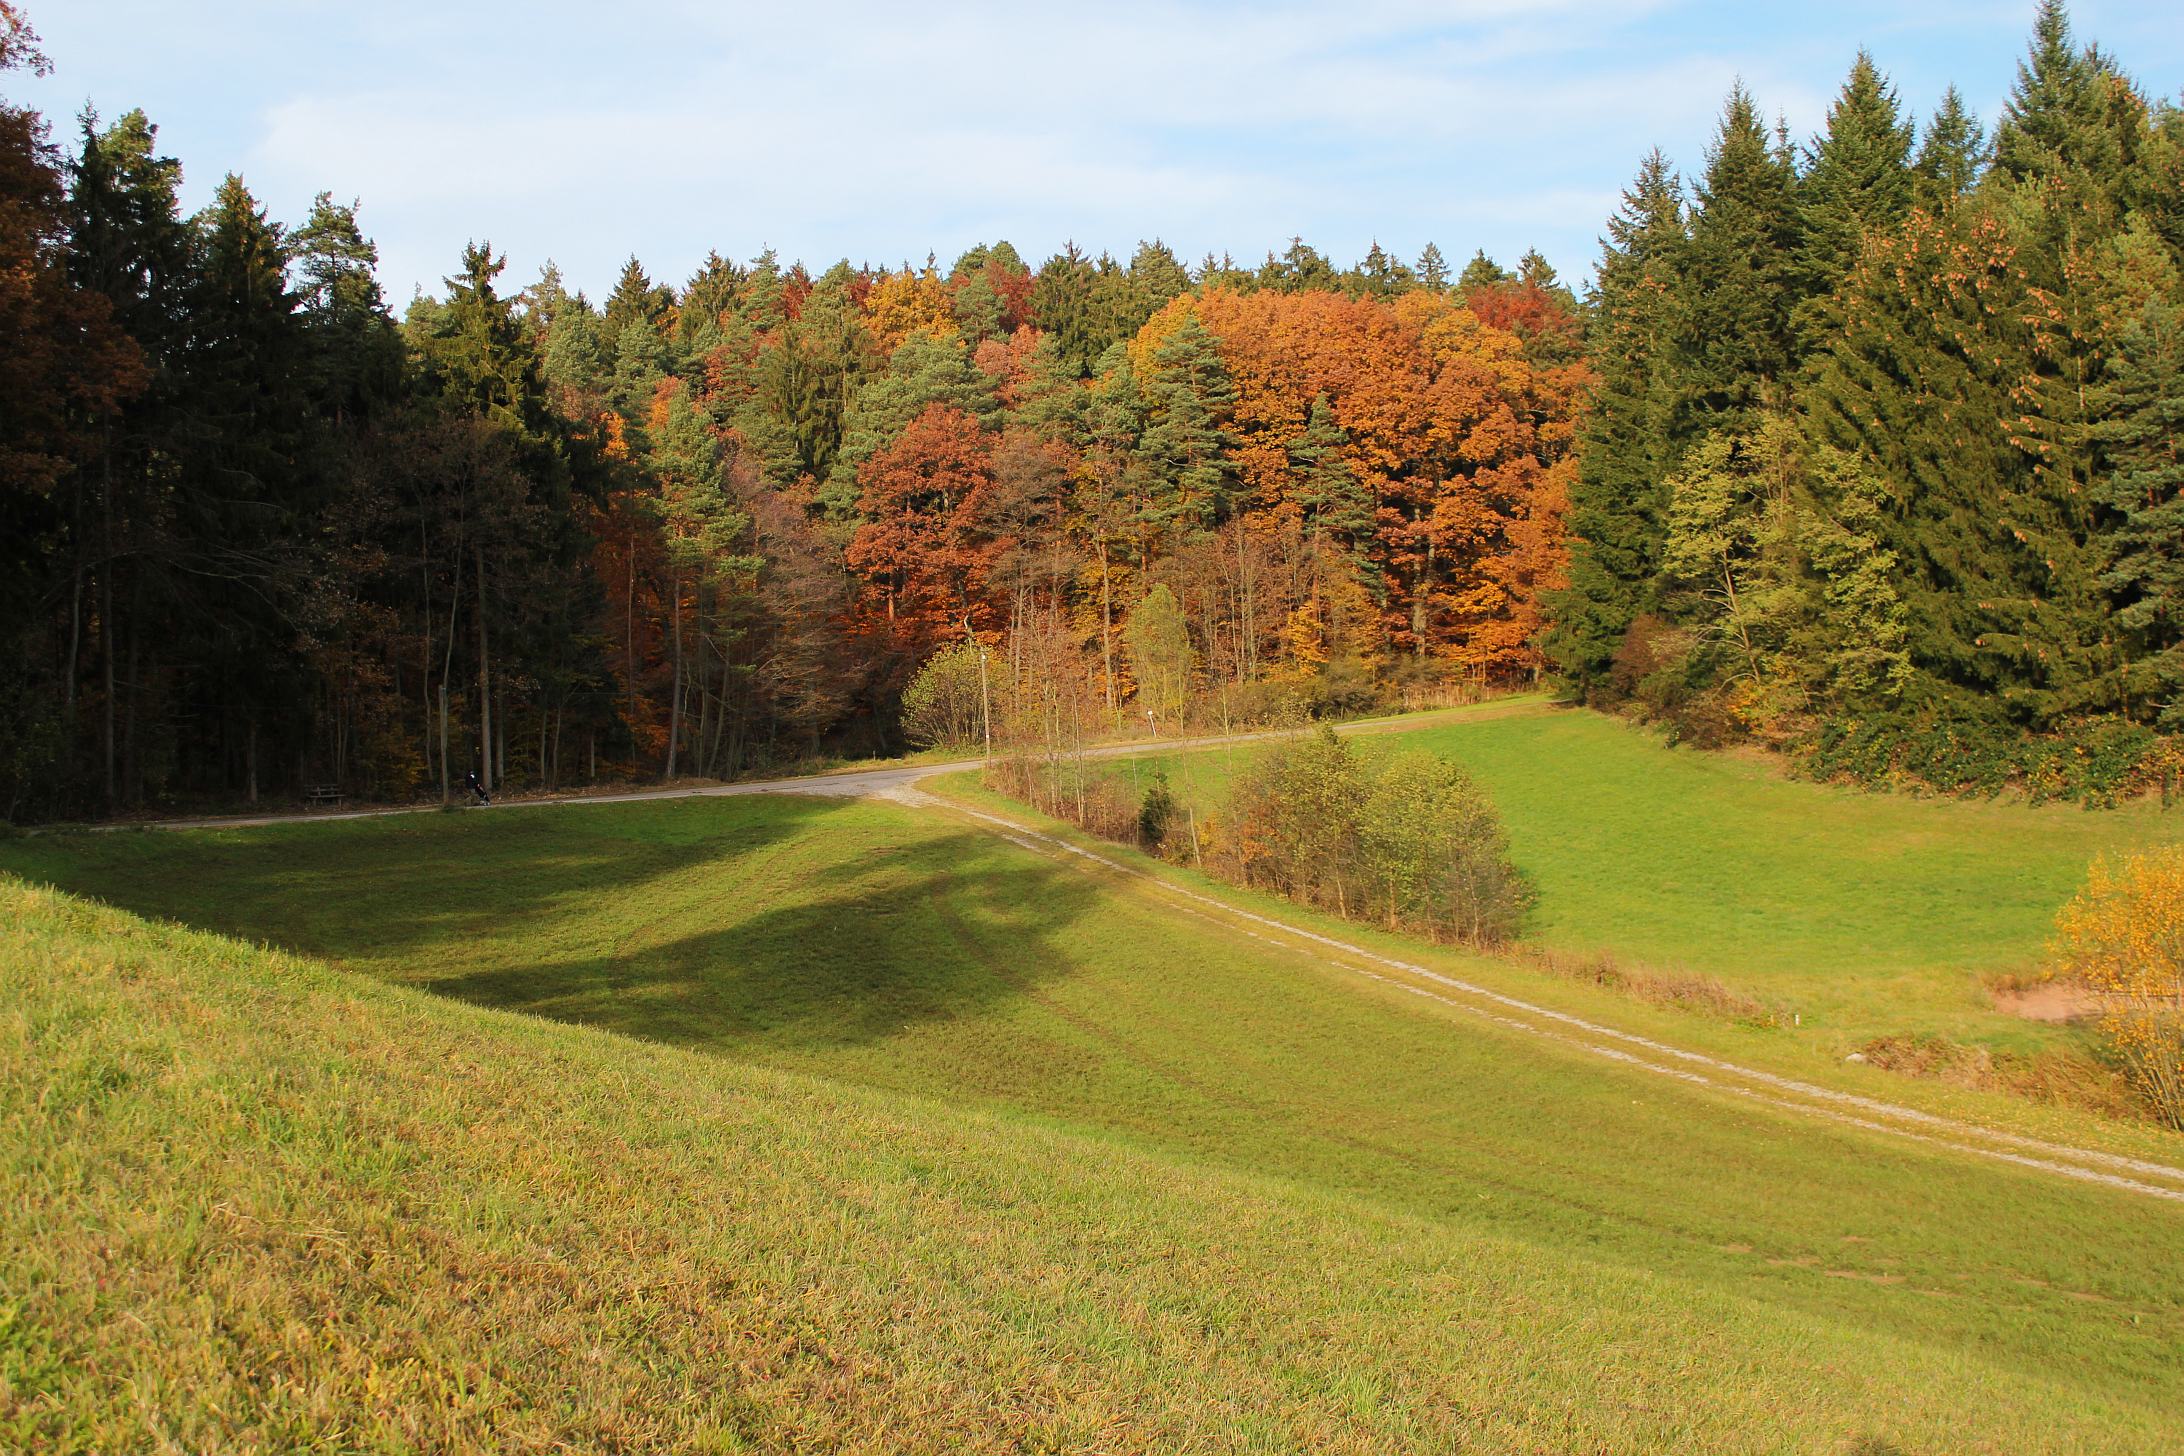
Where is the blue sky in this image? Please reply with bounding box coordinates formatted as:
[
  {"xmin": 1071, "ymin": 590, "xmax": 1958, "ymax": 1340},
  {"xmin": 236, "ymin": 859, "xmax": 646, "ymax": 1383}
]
[{"xmin": 12, "ymin": 1, "xmax": 2181, "ymax": 304}]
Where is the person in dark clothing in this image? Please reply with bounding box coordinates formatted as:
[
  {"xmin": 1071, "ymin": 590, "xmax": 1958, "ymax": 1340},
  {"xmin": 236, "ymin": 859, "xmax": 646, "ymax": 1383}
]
[{"xmin": 465, "ymin": 770, "xmax": 491, "ymax": 805}]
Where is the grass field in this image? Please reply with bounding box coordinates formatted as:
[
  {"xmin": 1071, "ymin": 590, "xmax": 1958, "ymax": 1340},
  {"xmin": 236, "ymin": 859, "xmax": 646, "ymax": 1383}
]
[
  {"xmin": 1086, "ymin": 699, "xmax": 2184, "ymax": 1049},
  {"xmin": 8, "ymin": 789, "xmax": 2184, "ymax": 1450}
]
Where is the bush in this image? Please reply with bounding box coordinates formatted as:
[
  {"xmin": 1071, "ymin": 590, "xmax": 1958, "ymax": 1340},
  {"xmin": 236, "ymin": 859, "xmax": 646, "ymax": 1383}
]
[
  {"xmin": 2051, "ymin": 848, "xmax": 2184, "ymax": 1128},
  {"xmin": 1138, "ymin": 773, "xmax": 1178, "ymax": 852},
  {"xmin": 900, "ymin": 642, "xmax": 988, "ymax": 751},
  {"xmin": 1222, "ymin": 729, "xmax": 1527, "ymax": 946},
  {"xmin": 1360, "ymin": 752, "xmax": 1532, "ymax": 945},
  {"xmin": 1805, "ymin": 709, "xmax": 2160, "ymax": 806}
]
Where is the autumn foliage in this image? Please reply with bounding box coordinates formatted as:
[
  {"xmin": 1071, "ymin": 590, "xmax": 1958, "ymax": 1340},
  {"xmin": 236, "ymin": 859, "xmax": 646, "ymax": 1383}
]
[{"xmin": 2051, "ymin": 849, "xmax": 2184, "ymax": 1127}]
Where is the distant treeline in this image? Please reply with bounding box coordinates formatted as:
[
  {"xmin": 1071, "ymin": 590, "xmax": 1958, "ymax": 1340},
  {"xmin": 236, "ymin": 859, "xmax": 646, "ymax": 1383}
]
[{"xmin": 1, "ymin": 0, "xmax": 2179, "ymax": 818}]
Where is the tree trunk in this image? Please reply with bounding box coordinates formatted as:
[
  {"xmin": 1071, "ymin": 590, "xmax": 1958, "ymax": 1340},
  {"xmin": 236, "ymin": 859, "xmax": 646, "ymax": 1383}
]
[
  {"xmin": 438, "ymin": 683, "xmax": 450, "ymax": 803},
  {"xmin": 475, "ymin": 542, "xmax": 493, "ymax": 793},
  {"xmin": 665, "ymin": 569, "xmax": 682, "ymax": 778}
]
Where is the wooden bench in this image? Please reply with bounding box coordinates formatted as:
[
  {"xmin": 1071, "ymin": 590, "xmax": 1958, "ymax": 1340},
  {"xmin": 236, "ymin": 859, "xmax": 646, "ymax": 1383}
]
[{"xmin": 304, "ymin": 783, "xmax": 345, "ymax": 810}]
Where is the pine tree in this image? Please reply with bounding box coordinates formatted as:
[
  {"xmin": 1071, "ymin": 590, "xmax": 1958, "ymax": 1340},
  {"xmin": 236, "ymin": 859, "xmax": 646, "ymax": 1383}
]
[
  {"xmin": 1415, "ymin": 242, "xmax": 1450, "ymax": 292},
  {"xmin": 1289, "ymin": 393, "xmax": 1373, "ymax": 563},
  {"xmin": 2093, "ymin": 295, "xmax": 2184, "ymax": 722},
  {"xmin": 1137, "ymin": 313, "xmax": 1235, "ymax": 537},
  {"xmin": 292, "ymin": 192, "xmax": 400, "ymax": 419},
  {"xmin": 1546, "ymin": 149, "xmax": 1687, "ymax": 693},
  {"xmin": 1912, "ymin": 86, "xmax": 1988, "ymax": 211},
  {"xmin": 1796, "ymin": 52, "xmax": 1913, "ymax": 309},
  {"xmin": 823, "ymin": 332, "xmax": 998, "ymax": 516},
  {"xmin": 1678, "ymin": 84, "xmax": 1802, "ymax": 429}
]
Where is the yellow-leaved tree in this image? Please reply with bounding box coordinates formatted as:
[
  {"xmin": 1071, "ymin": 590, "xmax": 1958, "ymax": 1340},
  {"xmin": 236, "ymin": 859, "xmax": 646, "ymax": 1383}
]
[{"xmin": 2051, "ymin": 849, "xmax": 2184, "ymax": 1127}]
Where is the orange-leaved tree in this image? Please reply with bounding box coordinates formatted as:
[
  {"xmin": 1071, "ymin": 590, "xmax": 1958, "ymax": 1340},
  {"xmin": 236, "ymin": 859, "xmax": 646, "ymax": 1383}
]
[{"xmin": 844, "ymin": 404, "xmax": 1000, "ymax": 653}]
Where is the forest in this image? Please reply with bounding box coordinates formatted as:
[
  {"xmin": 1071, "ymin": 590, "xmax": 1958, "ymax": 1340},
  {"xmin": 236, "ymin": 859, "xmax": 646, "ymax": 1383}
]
[{"xmin": 1, "ymin": 0, "xmax": 2179, "ymax": 819}]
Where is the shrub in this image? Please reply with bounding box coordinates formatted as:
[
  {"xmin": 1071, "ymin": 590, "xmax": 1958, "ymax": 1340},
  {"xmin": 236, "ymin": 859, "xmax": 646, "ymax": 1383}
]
[
  {"xmin": 900, "ymin": 642, "xmax": 989, "ymax": 750},
  {"xmin": 1138, "ymin": 772, "xmax": 1178, "ymax": 852},
  {"xmin": 1226, "ymin": 727, "xmax": 1369, "ymax": 915},
  {"xmin": 1360, "ymin": 752, "xmax": 1531, "ymax": 945},
  {"xmin": 2051, "ymin": 848, "xmax": 2184, "ymax": 1128},
  {"xmin": 1221, "ymin": 730, "xmax": 1528, "ymax": 946}
]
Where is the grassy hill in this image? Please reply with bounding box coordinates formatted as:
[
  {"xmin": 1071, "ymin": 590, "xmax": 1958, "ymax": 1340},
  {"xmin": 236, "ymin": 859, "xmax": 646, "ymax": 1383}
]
[
  {"xmin": 1082, "ymin": 699, "xmax": 2184, "ymax": 1047},
  {"xmin": 8, "ymin": 787, "xmax": 2184, "ymax": 1450}
]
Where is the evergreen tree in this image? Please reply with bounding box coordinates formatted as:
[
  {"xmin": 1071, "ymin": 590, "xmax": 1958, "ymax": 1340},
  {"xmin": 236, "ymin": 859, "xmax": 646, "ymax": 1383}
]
[
  {"xmin": 1128, "ymin": 239, "xmax": 1191, "ymax": 309},
  {"xmin": 292, "ymin": 192, "xmax": 400, "ymax": 419},
  {"xmin": 1802, "ymin": 204, "xmax": 2107, "ymax": 727},
  {"xmin": 1289, "ymin": 393, "xmax": 1374, "ymax": 570},
  {"xmin": 1796, "ymin": 51, "xmax": 1914, "ymax": 310},
  {"xmin": 1912, "ymin": 85, "xmax": 1988, "ymax": 210},
  {"xmin": 176, "ymin": 173, "xmax": 319, "ymax": 792},
  {"xmin": 1678, "ymin": 84, "xmax": 1802, "ymax": 429},
  {"xmin": 823, "ymin": 331, "xmax": 998, "ymax": 516},
  {"xmin": 414, "ymin": 242, "xmax": 548, "ymax": 434},
  {"xmin": 1259, "ymin": 237, "xmax": 1336, "ymax": 293},
  {"xmin": 1031, "ymin": 243, "xmax": 1100, "ymax": 375},
  {"xmin": 1349, "ymin": 241, "xmax": 1412, "ymax": 298},
  {"xmin": 1992, "ymin": 0, "xmax": 2108, "ymax": 190},
  {"xmin": 2094, "ymin": 295, "xmax": 2184, "ymax": 722},
  {"xmin": 1415, "ymin": 242, "xmax": 1450, "ymax": 292},
  {"xmin": 602, "ymin": 254, "xmax": 671, "ymax": 342},
  {"xmin": 1547, "ymin": 150, "xmax": 1687, "ymax": 693},
  {"xmin": 1137, "ymin": 313, "xmax": 1235, "ymax": 536},
  {"xmin": 1457, "ymin": 249, "xmax": 1507, "ymax": 292}
]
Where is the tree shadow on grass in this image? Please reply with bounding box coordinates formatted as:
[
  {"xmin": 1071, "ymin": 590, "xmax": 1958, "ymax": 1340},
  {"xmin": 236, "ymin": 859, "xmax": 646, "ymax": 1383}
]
[
  {"xmin": 419, "ymin": 822, "xmax": 1103, "ymax": 1055},
  {"xmin": 0, "ymin": 795, "xmax": 846, "ymax": 967},
  {"xmin": 4, "ymin": 793, "xmax": 1105, "ymax": 1056}
]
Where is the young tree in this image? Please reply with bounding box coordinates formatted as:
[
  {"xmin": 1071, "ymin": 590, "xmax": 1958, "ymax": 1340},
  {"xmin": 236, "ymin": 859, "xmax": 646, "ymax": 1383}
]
[
  {"xmin": 1360, "ymin": 751, "xmax": 1528, "ymax": 943},
  {"xmin": 1124, "ymin": 583, "xmax": 1194, "ymax": 724},
  {"xmin": 900, "ymin": 640, "xmax": 988, "ymax": 750},
  {"xmin": 2052, "ymin": 848, "xmax": 2184, "ymax": 1127}
]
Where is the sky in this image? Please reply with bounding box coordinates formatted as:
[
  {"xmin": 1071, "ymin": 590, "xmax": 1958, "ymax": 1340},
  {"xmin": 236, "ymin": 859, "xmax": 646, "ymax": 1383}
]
[{"xmin": 12, "ymin": 1, "xmax": 2182, "ymax": 305}]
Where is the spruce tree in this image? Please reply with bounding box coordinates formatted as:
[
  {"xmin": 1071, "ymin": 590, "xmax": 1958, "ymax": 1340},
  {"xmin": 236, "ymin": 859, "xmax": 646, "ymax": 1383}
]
[
  {"xmin": 1457, "ymin": 249, "xmax": 1507, "ymax": 292},
  {"xmin": 2093, "ymin": 295, "xmax": 2184, "ymax": 722},
  {"xmin": 1911, "ymin": 86, "xmax": 1988, "ymax": 211},
  {"xmin": 1128, "ymin": 239, "xmax": 1191, "ymax": 310},
  {"xmin": 1137, "ymin": 313, "xmax": 1235, "ymax": 537},
  {"xmin": 1677, "ymin": 84, "xmax": 1802, "ymax": 430},
  {"xmin": 602, "ymin": 255, "xmax": 671, "ymax": 342},
  {"xmin": 1415, "ymin": 242, "xmax": 1450, "ymax": 292},
  {"xmin": 1546, "ymin": 150, "xmax": 1687, "ymax": 693},
  {"xmin": 1796, "ymin": 52, "xmax": 1913, "ymax": 311},
  {"xmin": 1991, "ymin": 0, "xmax": 2108, "ymax": 191}
]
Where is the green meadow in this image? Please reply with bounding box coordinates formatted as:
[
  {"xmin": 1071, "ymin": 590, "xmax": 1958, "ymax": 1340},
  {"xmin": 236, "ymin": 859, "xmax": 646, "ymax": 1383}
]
[
  {"xmin": 1091, "ymin": 699, "xmax": 2184, "ymax": 1047},
  {"xmin": 7, "ymin": 772, "xmax": 2184, "ymax": 1451}
]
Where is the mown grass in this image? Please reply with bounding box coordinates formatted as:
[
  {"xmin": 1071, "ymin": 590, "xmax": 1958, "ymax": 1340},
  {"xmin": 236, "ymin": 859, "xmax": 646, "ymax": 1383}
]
[
  {"xmin": 8, "ymin": 795, "xmax": 2184, "ymax": 1450},
  {"xmin": 1085, "ymin": 699, "xmax": 2184, "ymax": 1049}
]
